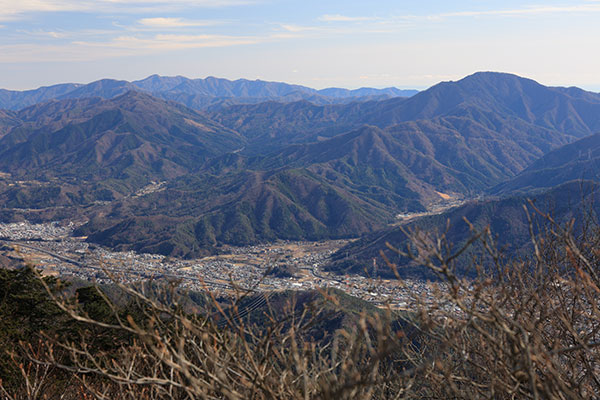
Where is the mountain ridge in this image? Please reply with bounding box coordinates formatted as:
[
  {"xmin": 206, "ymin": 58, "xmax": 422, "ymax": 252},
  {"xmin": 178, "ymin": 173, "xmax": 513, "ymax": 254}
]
[
  {"xmin": 0, "ymin": 91, "xmax": 245, "ymax": 189},
  {"xmin": 491, "ymin": 132, "xmax": 600, "ymax": 195},
  {"xmin": 0, "ymin": 75, "xmax": 418, "ymax": 111},
  {"xmin": 2, "ymin": 72, "xmax": 600, "ymax": 260}
]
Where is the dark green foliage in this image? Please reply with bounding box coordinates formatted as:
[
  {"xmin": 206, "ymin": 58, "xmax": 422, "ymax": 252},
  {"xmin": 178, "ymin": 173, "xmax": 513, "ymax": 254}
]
[
  {"xmin": 0, "ymin": 267, "xmax": 65, "ymax": 385},
  {"xmin": 0, "ymin": 267, "xmax": 61, "ymax": 335},
  {"xmin": 267, "ymin": 264, "xmax": 299, "ymax": 278}
]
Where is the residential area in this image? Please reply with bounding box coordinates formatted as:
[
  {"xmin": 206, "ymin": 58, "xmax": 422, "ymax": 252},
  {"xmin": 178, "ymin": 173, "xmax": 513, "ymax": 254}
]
[{"xmin": 0, "ymin": 221, "xmax": 444, "ymax": 310}]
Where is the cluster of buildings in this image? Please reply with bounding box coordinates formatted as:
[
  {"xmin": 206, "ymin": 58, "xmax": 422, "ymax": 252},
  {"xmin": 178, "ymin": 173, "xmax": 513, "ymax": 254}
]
[
  {"xmin": 0, "ymin": 221, "xmax": 447, "ymax": 310},
  {"xmin": 0, "ymin": 221, "xmax": 74, "ymax": 240}
]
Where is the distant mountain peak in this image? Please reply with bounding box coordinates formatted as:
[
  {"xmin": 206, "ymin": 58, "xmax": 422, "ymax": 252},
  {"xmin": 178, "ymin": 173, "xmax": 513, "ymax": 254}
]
[
  {"xmin": 458, "ymin": 71, "xmax": 541, "ymax": 87},
  {"xmin": 0, "ymin": 74, "xmax": 420, "ymax": 111}
]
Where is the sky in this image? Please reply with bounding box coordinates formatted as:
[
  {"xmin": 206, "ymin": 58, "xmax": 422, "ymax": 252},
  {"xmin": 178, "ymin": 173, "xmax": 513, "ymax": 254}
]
[{"xmin": 0, "ymin": 0, "xmax": 599, "ymax": 91}]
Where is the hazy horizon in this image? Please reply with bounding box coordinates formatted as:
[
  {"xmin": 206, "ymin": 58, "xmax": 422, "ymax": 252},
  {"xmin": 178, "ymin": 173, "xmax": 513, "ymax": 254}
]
[{"xmin": 3, "ymin": 71, "xmax": 600, "ymax": 94}]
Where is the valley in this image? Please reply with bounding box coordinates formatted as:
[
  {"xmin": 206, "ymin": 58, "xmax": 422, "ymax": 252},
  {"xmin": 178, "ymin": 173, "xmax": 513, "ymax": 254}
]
[
  {"xmin": 4, "ymin": 2, "xmax": 600, "ymax": 397},
  {"xmin": 2, "ymin": 71, "xmax": 600, "ymax": 297},
  {"xmin": 0, "ymin": 0, "xmax": 600, "ymax": 400},
  {"xmin": 0, "ymin": 221, "xmax": 438, "ymax": 309}
]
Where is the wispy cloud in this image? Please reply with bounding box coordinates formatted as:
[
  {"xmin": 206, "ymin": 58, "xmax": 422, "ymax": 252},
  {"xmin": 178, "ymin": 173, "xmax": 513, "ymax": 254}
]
[
  {"xmin": 0, "ymin": 0, "xmax": 257, "ymax": 21},
  {"xmin": 0, "ymin": 31, "xmax": 262, "ymax": 63},
  {"xmin": 279, "ymin": 24, "xmax": 324, "ymax": 33},
  {"xmin": 138, "ymin": 17, "xmax": 218, "ymax": 28},
  {"xmin": 436, "ymin": 4, "xmax": 600, "ymax": 18},
  {"xmin": 317, "ymin": 4, "xmax": 600, "ymax": 28},
  {"xmin": 74, "ymin": 33, "xmax": 260, "ymax": 51},
  {"xmin": 21, "ymin": 29, "xmax": 70, "ymax": 39},
  {"xmin": 96, "ymin": 0, "xmax": 254, "ymax": 5},
  {"xmin": 318, "ymin": 14, "xmax": 376, "ymax": 22},
  {"xmin": 0, "ymin": 0, "xmax": 83, "ymax": 21}
]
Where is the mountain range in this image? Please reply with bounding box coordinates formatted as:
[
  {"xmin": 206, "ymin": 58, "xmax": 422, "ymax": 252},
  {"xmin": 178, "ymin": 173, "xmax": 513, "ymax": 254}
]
[
  {"xmin": 1, "ymin": 71, "xmax": 600, "ymax": 266},
  {"xmin": 0, "ymin": 75, "xmax": 418, "ymax": 112},
  {"xmin": 0, "ymin": 92, "xmax": 244, "ymax": 191},
  {"xmin": 329, "ymin": 129, "xmax": 600, "ymax": 279},
  {"xmin": 328, "ymin": 179, "xmax": 600, "ymax": 279}
]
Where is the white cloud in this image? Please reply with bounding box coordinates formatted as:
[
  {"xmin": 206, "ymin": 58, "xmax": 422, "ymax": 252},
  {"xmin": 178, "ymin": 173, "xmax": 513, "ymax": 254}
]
[
  {"xmin": 138, "ymin": 17, "xmax": 217, "ymax": 28},
  {"xmin": 0, "ymin": 0, "xmax": 83, "ymax": 20},
  {"xmin": 436, "ymin": 4, "xmax": 600, "ymax": 18},
  {"xmin": 47, "ymin": 30, "xmax": 66, "ymax": 38},
  {"xmin": 74, "ymin": 33, "xmax": 260, "ymax": 51},
  {"xmin": 0, "ymin": 0, "xmax": 257, "ymax": 21},
  {"xmin": 318, "ymin": 14, "xmax": 375, "ymax": 22},
  {"xmin": 279, "ymin": 24, "xmax": 322, "ymax": 33},
  {"xmin": 99, "ymin": 0, "xmax": 252, "ymax": 4},
  {"xmin": 22, "ymin": 29, "xmax": 69, "ymax": 38},
  {"xmin": 317, "ymin": 4, "xmax": 600, "ymax": 29},
  {"xmin": 0, "ymin": 31, "xmax": 262, "ymax": 63}
]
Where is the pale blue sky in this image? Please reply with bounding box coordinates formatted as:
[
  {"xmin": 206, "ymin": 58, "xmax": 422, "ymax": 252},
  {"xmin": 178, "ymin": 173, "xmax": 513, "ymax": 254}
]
[{"xmin": 1, "ymin": 0, "xmax": 599, "ymax": 91}]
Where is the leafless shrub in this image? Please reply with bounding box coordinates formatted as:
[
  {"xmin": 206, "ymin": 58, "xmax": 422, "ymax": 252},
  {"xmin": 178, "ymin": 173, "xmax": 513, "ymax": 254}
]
[
  {"xmin": 381, "ymin": 201, "xmax": 600, "ymax": 399},
  {"xmin": 3, "ymin": 201, "xmax": 600, "ymax": 399}
]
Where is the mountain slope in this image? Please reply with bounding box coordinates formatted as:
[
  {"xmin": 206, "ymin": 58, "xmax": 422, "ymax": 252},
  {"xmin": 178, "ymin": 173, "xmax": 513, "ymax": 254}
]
[
  {"xmin": 77, "ymin": 168, "xmax": 394, "ymax": 257},
  {"xmin": 210, "ymin": 72, "xmax": 600, "ymax": 191},
  {"xmin": 0, "ymin": 83, "xmax": 81, "ymax": 110},
  {"xmin": 492, "ymin": 133, "xmax": 600, "ymax": 195},
  {"xmin": 0, "ymin": 110, "xmax": 20, "ymax": 138},
  {"xmin": 0, "ymin": 92, "xmax": 244, "ymax": 188},
  {"xmin": 361, "ymin": 71, "xmax": 600, "ymax": 129},
  {"xmin": 81, "ymin": 120, "xmax": 555, "ymax": 257},
  {"xmin": 212, "ymin": 103, "xmax": 575, "ymax": 190},
  {"xmin": 213, "ymin": 71, "xmax": 600, "ymax": 146},
  {"xmin": 56, "ymin": 79, "xmax": 137, "ymax": 101},
  {"xmin": 318, "ymin": 87, "xmax": 418, "ymax": 98},
  {"xmin": 0, "ymin": 75, "xmax": 415, "ymax": 111},
  {"xmin": 248, "ymin": 125, "xmax": 480, "ymax": 198},
  {"xmin": 327, "ymin": 180, "xmax": 600, "ymax": 279},
  {"xmin": 2, "ymin": 72, "xmax": 600, "ymax": 262}
]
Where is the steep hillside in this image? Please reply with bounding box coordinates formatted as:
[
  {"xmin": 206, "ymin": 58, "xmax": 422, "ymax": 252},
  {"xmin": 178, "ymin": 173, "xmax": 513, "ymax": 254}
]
[
  {"xmin": 327, "ymin": 180, "xmax": 599, "ymax": 279},
  {"xmin": 0, "ymin": 110, "xmax": 20, "ymax": 138},
  {"xmin": 77, "ymin": 169, "xmax": 394, "ymax": 257},
  {"xmin": 249, "ymin": 125, "xmax": 478, "ymax": 197},
  {"xmin": 492, "ymin": 133, "xmax": 600, "ymax": 195},
  {"xmin": 56, "ymin": 79, "xmax": 138, "ymax": 101},
  {"xmin": 362, "ymin": 72, "xmax": 600, "ymax": 129},
  {"xmin": 211, "ymin": 73, "xmax": 600, "ymax": 173},
  {"xmin": 0, "ymin": 92, "xmax": 244, "ymax": 189},
  {"xmin": 213, "ymin": 104, "xmax": 575, "ymax": 191},
  {"xmin": 0, "ymin": 83, "xmax": 80, "ymax": 110}
]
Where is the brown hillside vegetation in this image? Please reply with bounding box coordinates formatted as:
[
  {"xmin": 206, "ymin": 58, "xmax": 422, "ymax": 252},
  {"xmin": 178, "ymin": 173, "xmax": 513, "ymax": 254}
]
[{"xmin": 1, "ymin": 206, "xmax": 600, "ymax": 399}]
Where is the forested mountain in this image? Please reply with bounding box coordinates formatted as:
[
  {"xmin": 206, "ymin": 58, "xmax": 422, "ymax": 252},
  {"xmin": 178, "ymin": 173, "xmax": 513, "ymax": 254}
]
[
  {"xmin": 1, "ymin": 72, "xmax": 599, "ymax": 260},
  {"xmin": 492, "ymin": 133, "xmax": 600, "ymax": 195},
  {"xmin": 0, "ymin": 92, "xmax": 244, "ymax": 189},
  {"xmin": 328, "ymin": 180, "xmax": 600, "ymax": 279},
  {"xmin": 0, "ymin": 75, "xmax": 416, "ymax": 111},
  {"xmin": 0, "ymin": 83, "xmax": 81, "ymax": 110},
  {"xmin": 0, "ymin": 110, "xmax": 19, "ymax": 137},
  {"xmin": 214, "ymin": 71, "xmax": 600, "ymax": 131},
  {"xmin": 77, "ymin": 169, "xmax": 393, "ymax": 257}
]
